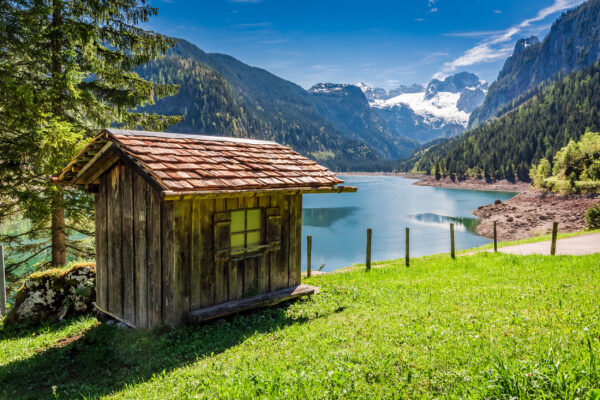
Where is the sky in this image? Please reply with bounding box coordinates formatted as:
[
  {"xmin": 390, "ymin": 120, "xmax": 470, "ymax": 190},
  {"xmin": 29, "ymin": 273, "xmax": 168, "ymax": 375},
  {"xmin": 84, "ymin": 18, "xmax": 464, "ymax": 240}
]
[{"xmin": 145, "ymin": 0, "xmax": 586, "ymax": 90}]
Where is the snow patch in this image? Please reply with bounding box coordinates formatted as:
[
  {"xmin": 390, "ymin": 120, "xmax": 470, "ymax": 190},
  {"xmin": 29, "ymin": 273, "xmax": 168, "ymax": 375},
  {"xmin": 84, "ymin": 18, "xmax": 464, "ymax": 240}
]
[{"xmin": 371, "ymin": 91, "xmax": 470, "ymax": 127}]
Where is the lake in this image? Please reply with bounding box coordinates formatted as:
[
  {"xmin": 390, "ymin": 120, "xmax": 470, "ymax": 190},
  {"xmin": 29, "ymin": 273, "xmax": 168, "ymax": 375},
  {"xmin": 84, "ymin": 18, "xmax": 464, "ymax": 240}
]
[{"xmin": 301, "ymin": 175, "xmax": 516, "ymax": 272}]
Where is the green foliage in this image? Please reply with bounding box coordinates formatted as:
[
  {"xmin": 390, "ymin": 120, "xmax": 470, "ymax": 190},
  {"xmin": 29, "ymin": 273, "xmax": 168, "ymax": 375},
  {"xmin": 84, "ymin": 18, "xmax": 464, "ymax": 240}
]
[
  {"xmin": 0, "ymin": 253, "xmax": 599, "ymax": 398},
  {"xmin": 530, "ymin": 131, "xmax": 600, "ymax": 192},
  {"xmin": 409, "ymin": 61, "xmax": 600, "ymax": 181},
  {"xmin": 0, "ymin": 1, "xmax": 180, "ymax": 279},
  {"xmin": 586, "ymin": 203, "xmax": 600, "ymax": 229}
]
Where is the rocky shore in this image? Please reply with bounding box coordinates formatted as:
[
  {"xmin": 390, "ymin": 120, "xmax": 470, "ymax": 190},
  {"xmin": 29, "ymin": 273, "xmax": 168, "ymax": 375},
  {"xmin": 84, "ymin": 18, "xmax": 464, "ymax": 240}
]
[{"xmin": 472, "ymin": 192, "xmax": 599, "ymax": 241}]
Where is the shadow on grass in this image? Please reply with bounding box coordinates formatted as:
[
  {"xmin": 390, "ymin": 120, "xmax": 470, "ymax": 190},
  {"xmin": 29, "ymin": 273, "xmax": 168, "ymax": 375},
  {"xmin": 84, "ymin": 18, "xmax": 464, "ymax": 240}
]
[{"xmin": 0, "ymin": 303, "xmax": 317, "ymax": 399}]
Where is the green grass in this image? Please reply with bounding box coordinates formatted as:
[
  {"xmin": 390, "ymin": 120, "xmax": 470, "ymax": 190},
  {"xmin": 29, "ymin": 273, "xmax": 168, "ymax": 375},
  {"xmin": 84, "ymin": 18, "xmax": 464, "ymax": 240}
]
[{"xmin": 1, "ymin": 253, "xmax": 599, "ymax": 399}]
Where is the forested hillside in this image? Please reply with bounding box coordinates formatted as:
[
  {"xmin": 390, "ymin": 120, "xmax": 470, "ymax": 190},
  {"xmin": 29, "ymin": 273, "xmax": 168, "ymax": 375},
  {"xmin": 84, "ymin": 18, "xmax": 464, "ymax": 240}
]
[
  {"xmin": 410, "ymin": 62, "xmax": 600, "ymax": 181},
  {"xmin": 138, "ymin": 40, "xmax": 386, "ymax": 171},
  {"xmin": 469, "ymin": 0, "xmax": 600, "ymax": 127}
]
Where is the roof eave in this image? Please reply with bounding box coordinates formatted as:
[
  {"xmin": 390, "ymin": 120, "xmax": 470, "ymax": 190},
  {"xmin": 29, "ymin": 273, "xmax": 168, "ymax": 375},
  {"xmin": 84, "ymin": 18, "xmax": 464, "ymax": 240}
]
[{"xmin": 161, "ymin": 185, "xmax": 357, "ymax": 201}]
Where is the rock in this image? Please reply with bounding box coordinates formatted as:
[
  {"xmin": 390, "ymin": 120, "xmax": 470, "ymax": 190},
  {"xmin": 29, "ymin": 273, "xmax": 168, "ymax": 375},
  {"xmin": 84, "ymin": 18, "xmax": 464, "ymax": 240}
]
[
  {"xmin": 495, "ymin": 199, "xmax": 503, "ymax": 205},
  {"xmin": 506, "ymin": 216, "xmax": 514, "ymax": 222},
  {"xmin": 3, "ymin": 263, "xmax": 96, "ymax": 326}
]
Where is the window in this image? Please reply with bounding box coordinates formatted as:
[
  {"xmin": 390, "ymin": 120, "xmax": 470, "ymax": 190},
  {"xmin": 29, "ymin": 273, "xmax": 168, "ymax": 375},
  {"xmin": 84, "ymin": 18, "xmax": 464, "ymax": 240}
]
[{"xmin": 231, "ymin": 209, "xmax": 261, "ymax": 253}]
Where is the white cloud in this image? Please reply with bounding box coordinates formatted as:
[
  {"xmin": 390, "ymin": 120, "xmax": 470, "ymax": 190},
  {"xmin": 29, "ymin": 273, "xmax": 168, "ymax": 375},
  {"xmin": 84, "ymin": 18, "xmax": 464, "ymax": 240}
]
[
  {"xmin": 437, "ymin": 0, "xmax": 584, "ymax": 76},
  {"xmin": 429, "ymin": 7, "xmax": 439, "ymax": 13}
]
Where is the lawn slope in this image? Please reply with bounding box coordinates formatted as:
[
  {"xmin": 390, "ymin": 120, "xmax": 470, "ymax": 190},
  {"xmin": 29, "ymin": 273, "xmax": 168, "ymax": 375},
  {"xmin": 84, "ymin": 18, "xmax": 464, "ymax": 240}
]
[{"xmin": 1, "ymin": 253, "xmax": 599, "ymax": 399}]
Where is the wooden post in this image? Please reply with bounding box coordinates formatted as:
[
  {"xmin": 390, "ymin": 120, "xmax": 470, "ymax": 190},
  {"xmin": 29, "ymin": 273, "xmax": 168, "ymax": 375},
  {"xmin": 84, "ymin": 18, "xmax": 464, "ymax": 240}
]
[
  {"xmin": 306, "ymin": 235, "xmax": 312, "ymax": 278},
  {"xmin": 366, "ymin": 228, "xmax": 372, "ymax": 271},
  {"xmin": 405, "ymin": 227, "xmax": 410, "ymax": 267},
  {"xmin": 551, "ymin": 222, "xmax": 558, "ymax": 256},
  {"xmin": 450, "ymin": 223, "xmax": 455, "ymax": 259},
  {"xmin": 493, "ymin": 221, "xmax": 498, "ymax": 252},
  {"xmin": 0, "ymin": 245, "xmax": 6, "ymax": 316}
]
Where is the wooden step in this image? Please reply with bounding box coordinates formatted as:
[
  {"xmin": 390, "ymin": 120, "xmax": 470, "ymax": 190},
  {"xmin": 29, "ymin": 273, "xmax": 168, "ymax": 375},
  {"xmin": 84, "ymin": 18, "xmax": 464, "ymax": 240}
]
[{"xmin": 186, "ymin": 284, "xmax": 320, "ymax": 323}]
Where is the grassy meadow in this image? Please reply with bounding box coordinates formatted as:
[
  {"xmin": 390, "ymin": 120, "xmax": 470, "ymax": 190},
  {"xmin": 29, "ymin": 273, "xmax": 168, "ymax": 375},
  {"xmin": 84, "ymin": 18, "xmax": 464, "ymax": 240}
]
[{"xmin": 1, "ymin": 252, "xmax": 599, "ymax": 399}]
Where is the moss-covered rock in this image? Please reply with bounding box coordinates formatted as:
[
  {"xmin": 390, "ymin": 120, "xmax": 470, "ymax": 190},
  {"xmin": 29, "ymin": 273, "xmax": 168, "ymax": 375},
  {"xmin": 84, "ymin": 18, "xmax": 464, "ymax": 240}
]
[{"xmin": 3, "ymin": 263, "xmax": 95, "ymax": 326}]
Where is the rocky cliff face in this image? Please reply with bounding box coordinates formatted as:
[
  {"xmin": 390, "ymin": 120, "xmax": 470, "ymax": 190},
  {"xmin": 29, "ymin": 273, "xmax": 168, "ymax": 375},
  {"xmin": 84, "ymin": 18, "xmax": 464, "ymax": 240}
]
[
  {"xmin": 469, "ymin": 0, "xmax": 600, "ymax": 127},
  {"xmin": 361, "ymin": 72, "xmax": 487, "ymax": 143},
  {"xmin": 308, "ymin": 83, "xmax": 419, "ymax": 159}
]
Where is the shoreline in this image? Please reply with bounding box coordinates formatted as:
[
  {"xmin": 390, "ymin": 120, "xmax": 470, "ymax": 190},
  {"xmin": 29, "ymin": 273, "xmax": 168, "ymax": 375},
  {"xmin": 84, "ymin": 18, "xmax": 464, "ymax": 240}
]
[{"xmin": 339, "ymin": 172, "xmax": 598, "ymax": 241}]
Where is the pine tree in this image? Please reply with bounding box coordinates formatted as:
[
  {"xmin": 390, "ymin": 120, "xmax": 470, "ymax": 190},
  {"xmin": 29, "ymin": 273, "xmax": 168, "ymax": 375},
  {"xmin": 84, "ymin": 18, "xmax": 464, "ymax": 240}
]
[{"xmin": 0, "ymin": 0, "xmax": 181, "ymax": 281}]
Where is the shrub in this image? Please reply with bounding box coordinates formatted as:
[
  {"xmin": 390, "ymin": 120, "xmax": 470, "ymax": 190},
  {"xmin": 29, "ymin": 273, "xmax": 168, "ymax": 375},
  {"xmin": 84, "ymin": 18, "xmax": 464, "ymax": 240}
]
[{"xmin": 585, "ymin": 203, "xmax": 600, "ymax": 229}]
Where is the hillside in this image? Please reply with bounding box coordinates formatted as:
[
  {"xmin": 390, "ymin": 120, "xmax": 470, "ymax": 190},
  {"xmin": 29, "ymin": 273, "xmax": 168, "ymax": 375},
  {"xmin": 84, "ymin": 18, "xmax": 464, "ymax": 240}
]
[
  {"xmin": 2, "ymin": 253, "xmax": 599, "ymax": 398},
  {"xmin": 308, "ymin": 83, "xmax": 418, "ymax": 159},
  {"xmin": 409, "ymin": 62, "xmax": 600, "ymax": 181},
  {"xmin": 469, "ymin": 0, "xmax": 600, "ymax": 127},
  {"xmin": 138, "ymin": 39, "xmax": 385, "ymax": 171}
]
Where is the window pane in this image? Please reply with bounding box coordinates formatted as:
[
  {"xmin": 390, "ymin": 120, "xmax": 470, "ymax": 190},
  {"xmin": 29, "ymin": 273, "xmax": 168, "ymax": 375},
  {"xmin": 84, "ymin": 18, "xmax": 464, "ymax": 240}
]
[
  {"xmin": 231, "ymin": 211, "xmax": 245, "ymax": 233},
  {"xmin": 247, "ymin": 209, "xmax": 261, "ymax": 230},
  {"xmin": 231, "ymin": 233, "xmax": 245, "ymax": 249},
  {"xmin": 247, "ymin": 231, "xmax": 261, "ymax": 247}
]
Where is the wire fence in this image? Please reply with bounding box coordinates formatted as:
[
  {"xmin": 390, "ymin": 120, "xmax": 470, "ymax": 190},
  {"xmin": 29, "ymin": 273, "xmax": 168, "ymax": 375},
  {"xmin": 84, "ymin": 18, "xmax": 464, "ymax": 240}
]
[{"xmin": 304, "ymin": 221, "xmax": 561, "ymax": 277}]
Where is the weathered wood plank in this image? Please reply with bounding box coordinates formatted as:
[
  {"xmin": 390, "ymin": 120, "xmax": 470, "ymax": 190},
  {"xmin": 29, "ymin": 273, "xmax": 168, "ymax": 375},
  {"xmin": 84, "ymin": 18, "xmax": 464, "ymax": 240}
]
[
  {"xmin": 121, "ymin": 166, "xmax": 135, "ymax": 325},
  {"xmin": 147, "ymin": 186, "xmax": 162, "ymax": 327},
  {"xmin": 94, "ymin": 174, "xmax": 108, "ymax": 310},
  {"xmin": 214, "ymin": 213, "xmax": 230, "ymax": 304},
  {"xmin": 199, "ymin": 200, "xmax": 215, "ymax": 307},
  {"xmin": 161, "ymin": 201, "xmax": 174, "ymax": 325},
  {"xmin": 258, "ymin": 195, "xmax": 270, "ymax": 209},
  {"xmin": 226, "ymin": 197, "xmax": 238, "ymax": 211},
  {"xmin": 228, "ymin": 260, "xmax": 239, "ymax": 301},
  {"xmin": 187, "ymin": 285, "xmax": 320, "ymax": 323},
  {"xmin": 215, "ymin": 198, "xmax": 225, "ymax": 213},
  {"xmin": 288, "ymin": 195, "xmax": 302, "ymax": 286},
  {"xmin": 243, "ymin": 256, "xmax": 258, "ymax": 296},
  {"xmin": 190, "ymin": 200, "xmax": 202, "ymax": 310},
  {"xmin": 266, "ymin": 206, "xmax": 282, "ymax": 292},
  {"xmin": 107, "ymin": 164, "xmax": 123, "ymax": 318},
  {"xmin": 172, "ymin": 200, "xmax": 192, "ymax": 322},
  {"xmin": 133, "ymin": 174, "xmax": 148, "ymax": 328},
  {"xmin": 275, "ymin": 195, "xmax": 290, "ymax": 290}
]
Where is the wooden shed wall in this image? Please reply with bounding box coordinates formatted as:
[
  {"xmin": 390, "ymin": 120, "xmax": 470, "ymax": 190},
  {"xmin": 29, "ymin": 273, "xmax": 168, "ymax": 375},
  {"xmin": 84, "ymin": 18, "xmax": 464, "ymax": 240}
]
[
  {"xmin": 95, "ymin": 162, "xmax": 174, "ymax": 328},
  {"xmin": 170, "ymin": 193, "xmax": 302, "ymax": 324},
  {"xmin": 95, "ymin": 162, "xmax": 303, "ymax": 328}
]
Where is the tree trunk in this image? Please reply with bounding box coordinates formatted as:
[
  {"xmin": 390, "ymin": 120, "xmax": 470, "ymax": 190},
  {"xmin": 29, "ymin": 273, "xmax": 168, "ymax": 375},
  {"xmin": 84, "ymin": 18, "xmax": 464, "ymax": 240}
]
[
  {"xmin": 50, "ymin": 0, "xmax": 66, "ymax": 267},
  {"xmin": 51, "ymin": 194, "xmax": 67, "ymax": 266}
]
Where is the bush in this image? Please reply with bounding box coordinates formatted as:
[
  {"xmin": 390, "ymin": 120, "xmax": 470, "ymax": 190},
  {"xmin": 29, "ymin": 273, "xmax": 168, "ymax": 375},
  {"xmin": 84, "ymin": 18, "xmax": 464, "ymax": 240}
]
[{"xmin": 585, "ymin": 203, "xmax": 600, "ymax": 229}]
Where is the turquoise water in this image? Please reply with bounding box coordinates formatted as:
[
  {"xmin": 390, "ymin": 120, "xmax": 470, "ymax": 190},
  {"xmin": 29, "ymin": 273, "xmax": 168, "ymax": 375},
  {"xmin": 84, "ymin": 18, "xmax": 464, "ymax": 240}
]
[{"xmin": 301, "ymin": 175, "xmax": 516, "ymax": 272}]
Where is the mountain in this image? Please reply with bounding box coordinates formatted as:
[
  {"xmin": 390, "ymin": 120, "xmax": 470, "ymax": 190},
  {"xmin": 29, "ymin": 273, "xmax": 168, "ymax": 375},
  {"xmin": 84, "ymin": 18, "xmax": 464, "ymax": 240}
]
[
  {"xmin": 308, "ymin": 83, "xmax": 419, "ymax": 159},
  {"xmin": 137, "ymin": 39, "xmax": 385, "ymax": 171},
  {"xmin": 360, "ymin": 72, "xmax": 488, "ymax": 143},
  {"xmin": 407, "ymin": 61, "xmax": 600, "ymax": 181},
  {"xmin": 469, "ymin": 0, "xmax": 600, "ymax": 127}
]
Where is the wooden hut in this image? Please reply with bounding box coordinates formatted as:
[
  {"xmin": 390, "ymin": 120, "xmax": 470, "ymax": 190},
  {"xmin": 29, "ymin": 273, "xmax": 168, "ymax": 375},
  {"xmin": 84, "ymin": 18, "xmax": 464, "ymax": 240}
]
[{"xmin": 56, "ymin": 129, "xmax": 355, "ymax": 328}]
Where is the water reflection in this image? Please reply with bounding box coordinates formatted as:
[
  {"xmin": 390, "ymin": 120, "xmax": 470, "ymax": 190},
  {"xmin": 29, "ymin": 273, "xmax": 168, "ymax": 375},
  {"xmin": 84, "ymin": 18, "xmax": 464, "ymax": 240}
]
[
  {"xmin": 303, "ymin": 207, "xmax": 359, "ymax": 228},
  {"xmin": 410, "ymin": 213, "xmax": 481, "ymax": 233}
]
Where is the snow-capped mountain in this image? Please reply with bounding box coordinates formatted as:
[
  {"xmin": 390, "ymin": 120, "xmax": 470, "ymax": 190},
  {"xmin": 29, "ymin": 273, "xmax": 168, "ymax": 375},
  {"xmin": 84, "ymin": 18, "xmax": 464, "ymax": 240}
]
[{"xmin": 359, "ymin": 72, "xmax": 488, "ymax": 143}]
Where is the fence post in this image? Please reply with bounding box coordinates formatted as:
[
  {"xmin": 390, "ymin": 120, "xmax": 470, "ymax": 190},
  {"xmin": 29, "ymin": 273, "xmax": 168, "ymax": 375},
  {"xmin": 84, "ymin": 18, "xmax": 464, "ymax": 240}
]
[
  {"xmin": 366, "ymin": 228, "xmax": 372, "ymax": 271},
  {"xmin": 450, "ymin": 223, "xmax": 455, "ymax": 259},
  {"xmin": 551, "ymin": 222, "xmax": 558, "ymax": 256},
  {"xmin": 493, "ymin": 221, "xmax": 498, "ymax": 252},
  {"xmin": 405, "ymin": 227, "xmax": 410, "ymax": 268},
  {"xmin": 0, "ymin": 245, "xmax": 6, "ymax": 316},
  {"xmin": 306, "ymin": 235, "xmax": 312, "ymax": 278}
]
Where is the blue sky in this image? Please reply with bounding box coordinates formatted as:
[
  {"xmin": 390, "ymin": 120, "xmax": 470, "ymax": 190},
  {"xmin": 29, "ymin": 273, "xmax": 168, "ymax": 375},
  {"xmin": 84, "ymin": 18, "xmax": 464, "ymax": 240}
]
[{"xmin": 145, "ymin": 0, "xmax": 585, "ymax": 89}]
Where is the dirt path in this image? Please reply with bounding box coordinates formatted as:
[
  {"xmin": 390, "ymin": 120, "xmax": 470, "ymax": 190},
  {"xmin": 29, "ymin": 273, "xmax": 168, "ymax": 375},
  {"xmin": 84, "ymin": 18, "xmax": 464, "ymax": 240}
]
[{"xmin": 486, "ymin": 232, "xmax": 600, "ymax": 256}]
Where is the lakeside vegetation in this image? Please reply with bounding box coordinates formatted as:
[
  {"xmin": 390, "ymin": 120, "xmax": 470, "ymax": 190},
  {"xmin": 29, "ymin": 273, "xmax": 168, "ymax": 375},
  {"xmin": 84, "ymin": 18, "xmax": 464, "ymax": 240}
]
[
  {"xmin": 1, "ymin": 252, "xmax": 599, "ymax": 399},
  {"xmin": 409, "ymin": 61, "xmax": 600, "ymax": 182}
]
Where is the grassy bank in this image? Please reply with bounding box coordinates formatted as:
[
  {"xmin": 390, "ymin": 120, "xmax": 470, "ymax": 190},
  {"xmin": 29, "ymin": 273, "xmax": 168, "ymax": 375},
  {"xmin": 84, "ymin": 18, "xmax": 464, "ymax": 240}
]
[{"xmin": 1, "ymin": 253, "xmax": 599, "ymax": 399}]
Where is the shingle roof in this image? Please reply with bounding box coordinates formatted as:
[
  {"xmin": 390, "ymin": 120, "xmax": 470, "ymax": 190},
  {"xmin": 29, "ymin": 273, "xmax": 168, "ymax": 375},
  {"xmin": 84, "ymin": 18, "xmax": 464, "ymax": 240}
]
[{"xmin": 58, "ymin": 129, "xmax": 346, "ymax": 194}]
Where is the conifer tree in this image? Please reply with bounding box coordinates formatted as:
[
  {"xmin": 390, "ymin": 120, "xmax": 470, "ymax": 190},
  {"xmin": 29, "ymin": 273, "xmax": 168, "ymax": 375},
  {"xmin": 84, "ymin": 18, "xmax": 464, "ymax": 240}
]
[{"xmin": 0, "ymin": 0, "xmax": 181, "ymax": 281}]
